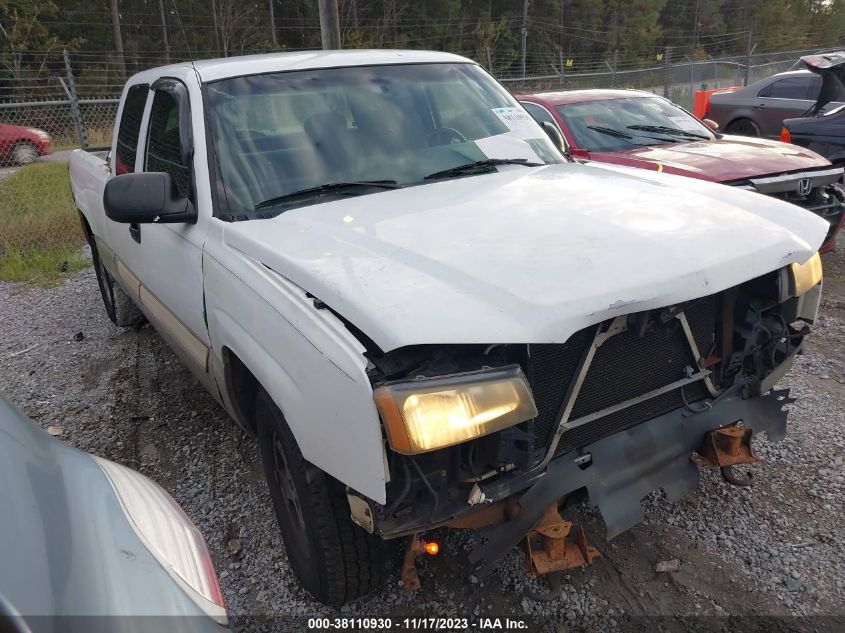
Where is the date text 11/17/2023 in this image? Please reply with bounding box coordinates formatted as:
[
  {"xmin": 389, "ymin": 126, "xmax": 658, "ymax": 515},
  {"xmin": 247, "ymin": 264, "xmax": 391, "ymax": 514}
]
[{"xmin": 307, "ymin": 617, "xmax": 530, "ymax": 630}]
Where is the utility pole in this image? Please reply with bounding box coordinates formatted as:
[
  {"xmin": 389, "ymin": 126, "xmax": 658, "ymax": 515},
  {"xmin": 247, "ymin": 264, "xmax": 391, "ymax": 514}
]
[
  {"xmin": 743, "ymin": 0, "xmax": 753, "ymax": 85},
  {"xmin": 663, "ymin": 46, "xmax": 672, "ymax": 98},
  {"xmin": 318, "ymin": 0, "xmax": 341, "ymax": 49},
  {"xmin": 692, "ymin": 0, "xmax": 701, "ymax": 56},
  {"xmin": 211, "ymin": 0, "xmax": 221, "ymax": 54},
  {"xmin": 521, "ymin": 0, "xmax": 529, "ymax": 79},
  {"xmin": 268, "ymin": 0, "xmax": 279, "ymax": 48},
  {"xmin": 609, "ymin": 10, "xmax": 618, "ymax": 51},
  {"xmin": 110, "ymin": 0, "xmax": 126, "ymax": 78},
  {"xmin": 159, "ymin": 0, "xmax": 170, "ymax": 64},
  {"xmin": 559, "ymin": 51, "xmax": 565, "ymax": 87},
  {"xmin": 350, "ymin": 0, "xmax": 359, "ymax": 30}
]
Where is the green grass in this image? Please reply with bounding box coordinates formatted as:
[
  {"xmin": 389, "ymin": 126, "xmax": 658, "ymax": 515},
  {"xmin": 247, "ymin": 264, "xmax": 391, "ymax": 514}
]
[{"xmin": 0, "ymin": 162, "xmax": 91, "ymax": 285}]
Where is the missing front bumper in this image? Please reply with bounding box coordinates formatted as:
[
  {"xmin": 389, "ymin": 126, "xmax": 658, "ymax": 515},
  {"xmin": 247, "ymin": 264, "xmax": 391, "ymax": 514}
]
[{"xmin": 466, "ymin": 388, "xmax": 794, "ymax": 579}]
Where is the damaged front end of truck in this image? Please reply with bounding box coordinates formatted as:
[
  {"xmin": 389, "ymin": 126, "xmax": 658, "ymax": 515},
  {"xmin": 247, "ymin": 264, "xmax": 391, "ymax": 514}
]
[{"xmin": 353, "ymin": 254, "xmax": 823, "ymax": 587}]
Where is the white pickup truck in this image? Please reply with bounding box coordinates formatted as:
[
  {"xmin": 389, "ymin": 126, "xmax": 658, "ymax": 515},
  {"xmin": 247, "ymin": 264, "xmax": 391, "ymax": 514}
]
[{"xmin": 70, "ymin": 50, "xmax": 827, "ymax": 605}]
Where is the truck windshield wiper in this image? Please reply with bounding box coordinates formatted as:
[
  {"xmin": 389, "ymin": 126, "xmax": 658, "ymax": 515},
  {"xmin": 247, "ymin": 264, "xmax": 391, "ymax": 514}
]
[
  {"xmin": 254, "ymin": 180, "xmax": 400, "ymax": 211},
  {"xmin": 423, "ymin": 158, "xmax": 542, "ymax": 181},
  {"xmin": 627, "ymin": 124, "xmax": 710, "ymax": 140}
]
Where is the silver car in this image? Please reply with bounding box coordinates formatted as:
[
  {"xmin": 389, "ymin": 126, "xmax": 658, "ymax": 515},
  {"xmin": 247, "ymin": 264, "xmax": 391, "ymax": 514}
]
[
  {"xmin": 708, "ymin": 70, "xmax": 832, "ymax": 138},
  {"xmin": 0, "ymin": 394, "xmax": 230, "ymax": 633}
]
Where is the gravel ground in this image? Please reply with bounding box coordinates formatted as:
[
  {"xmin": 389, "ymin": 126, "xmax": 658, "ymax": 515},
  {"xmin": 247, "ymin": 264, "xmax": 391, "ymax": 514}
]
[{"xmin": 1, "ymin": 242, "xmax": 843, "ymax": 632}]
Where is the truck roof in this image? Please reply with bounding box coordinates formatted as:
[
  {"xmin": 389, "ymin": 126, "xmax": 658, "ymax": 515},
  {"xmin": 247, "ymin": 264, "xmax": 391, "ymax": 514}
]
[{"xmin": 140, "ymin": 49, "xmax": 475, "ymax": 83}]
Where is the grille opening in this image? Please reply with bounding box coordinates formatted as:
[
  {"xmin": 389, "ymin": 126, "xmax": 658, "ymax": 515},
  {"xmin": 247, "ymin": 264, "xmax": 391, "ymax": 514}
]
[{"xmin": 527, "ymin": 296, "xmax": 716, "ymax": 457}]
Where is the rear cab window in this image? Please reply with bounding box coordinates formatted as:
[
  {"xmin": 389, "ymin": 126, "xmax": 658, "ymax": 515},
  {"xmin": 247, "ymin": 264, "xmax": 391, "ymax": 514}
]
[{"xmin": 114, "ymin": 84, "xmax": 149, "ymax": 175}]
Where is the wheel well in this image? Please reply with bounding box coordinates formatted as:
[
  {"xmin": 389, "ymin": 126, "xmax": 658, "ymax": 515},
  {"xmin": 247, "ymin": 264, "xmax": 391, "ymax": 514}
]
[
  {"xmin": 223, "ymin": 347, "xmax": 260, "ymax": 435},
  {"xmin": 726, "ymin": 116, "xmax": 753, "ymax": 129},
  {"xmin": 12, "ymin": 139, "xmax": 37, "ymax": 153},
  {"xmin": 78, "ymin": 211, "xmax": 93, "ymax": 240}
]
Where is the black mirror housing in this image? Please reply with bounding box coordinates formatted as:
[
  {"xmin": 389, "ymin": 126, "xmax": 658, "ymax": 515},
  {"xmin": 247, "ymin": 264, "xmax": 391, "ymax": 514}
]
[
  {"xmin": 104, "ymin": 172, "xmax": 196, "ymax": 224},
  {"xmin": 541, "ymin": 121, "xmax": 570, "ymax": 158}
]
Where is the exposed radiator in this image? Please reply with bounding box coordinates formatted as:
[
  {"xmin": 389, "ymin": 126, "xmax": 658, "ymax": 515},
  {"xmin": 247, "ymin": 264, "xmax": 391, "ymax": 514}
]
[{"xmin": 527, "ymin": 296, "xmax": 716, "ymax": 457}]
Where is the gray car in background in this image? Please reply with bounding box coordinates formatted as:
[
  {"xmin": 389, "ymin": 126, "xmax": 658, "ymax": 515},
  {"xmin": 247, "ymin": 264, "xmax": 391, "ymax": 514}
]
[
  {"xmin": 707, "ymin": 70, "xmax": 837, "ymax": 138},
  {"xmin": 0, "ymin": 394, "xmax": 230, "ymax": 633}
]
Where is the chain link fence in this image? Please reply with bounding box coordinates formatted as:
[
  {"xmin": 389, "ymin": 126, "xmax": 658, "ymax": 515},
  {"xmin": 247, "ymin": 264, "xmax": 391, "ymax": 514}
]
[
  {"xmin": 0, "ymin": 46, "xmax": 824, "ymax": 283},
  {"xmin": 0, "ymin": 46, "xmax": 821, "ymax": 170},
  {"xmin": 497, "ymin": 49, "xmax": 808, "ymax": 109}
]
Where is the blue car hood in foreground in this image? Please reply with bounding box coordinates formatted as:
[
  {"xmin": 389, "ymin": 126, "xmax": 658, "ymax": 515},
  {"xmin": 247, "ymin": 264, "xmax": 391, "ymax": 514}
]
[{"xmin": 0, "ymin": 395, "xmax": 225, "ymax": 632}]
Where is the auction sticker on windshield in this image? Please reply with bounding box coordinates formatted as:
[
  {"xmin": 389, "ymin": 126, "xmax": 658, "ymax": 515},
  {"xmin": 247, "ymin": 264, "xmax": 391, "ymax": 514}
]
[
  {"xmin": 668, "ymin": 116, "xmax": 704, "ymax": 132},
  {"xmin": 492, "ymin": 107, "xmax": 541, "ymax": 139}
]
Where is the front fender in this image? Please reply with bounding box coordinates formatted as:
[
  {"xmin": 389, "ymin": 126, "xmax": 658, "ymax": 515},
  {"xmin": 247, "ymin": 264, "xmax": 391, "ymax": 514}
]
[{"xmin": 202, "ymin": 248, "xmax": 387, "ymax": 504}]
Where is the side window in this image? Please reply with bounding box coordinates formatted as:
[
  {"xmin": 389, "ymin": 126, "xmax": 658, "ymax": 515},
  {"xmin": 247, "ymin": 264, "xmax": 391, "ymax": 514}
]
[
  {"xmin": 760, "ymin": 77, "xmax": 812, "ymax": 100},
  {"xmin": 808, "ymin": 75, "xmax": 822, "ymax": 100},
  {"xmin": 114, "ymin": 84, "xmax": 148, "ymax": 175},
  {"xmin": 521, "ymin": 102, "xmax": 557, "ymax": 126},
  {"xmin": 146, "ymin": 89, "xmax": 191, "ymax": 198}
]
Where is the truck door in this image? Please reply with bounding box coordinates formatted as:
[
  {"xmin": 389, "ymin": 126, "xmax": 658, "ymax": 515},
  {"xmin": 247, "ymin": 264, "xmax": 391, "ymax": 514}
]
[{"xmin": 107, "ymin": 78, "xmax": 212, "ymax": 382}]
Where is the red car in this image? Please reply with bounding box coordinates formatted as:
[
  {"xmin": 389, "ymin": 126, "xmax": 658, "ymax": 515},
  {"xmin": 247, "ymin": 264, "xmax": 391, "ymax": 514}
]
[
  {"xmin": 0, "ymin": 123, "xmax": 53, "ymax": 166},
  {"xmin": 519, "ymin": 89, "xmax": 845, "ymax": 252}
]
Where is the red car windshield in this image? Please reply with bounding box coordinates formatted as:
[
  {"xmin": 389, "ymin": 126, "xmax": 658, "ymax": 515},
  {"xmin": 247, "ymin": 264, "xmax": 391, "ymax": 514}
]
[{"xmin": 556, "ymin": 97, "xmax": 713, "ymax": 152}]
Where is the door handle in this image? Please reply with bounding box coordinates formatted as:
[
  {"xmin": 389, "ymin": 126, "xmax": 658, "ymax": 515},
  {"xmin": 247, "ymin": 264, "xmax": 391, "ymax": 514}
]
[
  {"xmin": 129, "ymin": 223, "xmax": 141, "ymax": 244},
  {"xmin": 755, "ymin": 103, "xmax": 766, "ymax": 109}
]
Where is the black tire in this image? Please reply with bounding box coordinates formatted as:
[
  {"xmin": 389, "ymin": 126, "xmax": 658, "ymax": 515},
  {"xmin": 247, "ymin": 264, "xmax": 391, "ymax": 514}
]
[
  {"xmin": 255, "ymin": 387, "xmax": 389, "ymax": 605},
  {"xmin": 725, "ymin": 118, "xmax": 761, "ymax": 137},
  {"xmin": 82, "ymin": 217, "xmax": 145, "ymax": 327}
]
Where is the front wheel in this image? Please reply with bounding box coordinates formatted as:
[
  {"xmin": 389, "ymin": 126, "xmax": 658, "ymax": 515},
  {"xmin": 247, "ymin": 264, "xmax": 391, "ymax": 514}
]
[{"xmin": 255, "ymin": 387, "xmax": 389, "ymax": 605}]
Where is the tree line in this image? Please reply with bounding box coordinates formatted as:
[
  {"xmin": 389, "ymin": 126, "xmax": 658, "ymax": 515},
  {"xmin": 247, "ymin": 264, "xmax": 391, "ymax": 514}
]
[{"xmin": 1, "ymin": 0, "xmax": 844, "ymax": 90}]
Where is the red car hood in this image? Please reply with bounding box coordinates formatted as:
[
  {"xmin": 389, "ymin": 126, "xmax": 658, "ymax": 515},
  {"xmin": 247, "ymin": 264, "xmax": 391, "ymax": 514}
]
[{"xmin": 589, "ymin": 135, "xmax": 830, "ymax": 182}]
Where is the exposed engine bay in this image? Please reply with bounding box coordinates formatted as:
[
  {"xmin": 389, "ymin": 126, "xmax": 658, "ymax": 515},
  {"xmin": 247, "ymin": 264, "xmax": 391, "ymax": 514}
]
[{"xmin": 354, "ymin": 260, "xmax": 821, "ymax": 578}]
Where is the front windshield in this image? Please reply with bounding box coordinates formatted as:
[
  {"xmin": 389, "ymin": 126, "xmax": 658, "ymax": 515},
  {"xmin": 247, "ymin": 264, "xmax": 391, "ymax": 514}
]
[
  {"xmin": 206, "ymin": 63, "xmax": 560, "ymax": 217},
  {"xmin": 556, "ymin": 96, "xmax": 713, "ymax": 152}
]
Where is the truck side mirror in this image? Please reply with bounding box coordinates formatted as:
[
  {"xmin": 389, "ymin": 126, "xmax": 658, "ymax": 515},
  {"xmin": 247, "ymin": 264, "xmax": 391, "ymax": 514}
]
[
  {"xmin": 104, "ymin": 172, "xmax": 196, "ymax": 224},
  {"xmin": 542, "ymin": 121, "xmax": 571, "ymax": 158},
  {"xmin": 702, "ymin": 118, "xmax": 720, "ymax": 131}
]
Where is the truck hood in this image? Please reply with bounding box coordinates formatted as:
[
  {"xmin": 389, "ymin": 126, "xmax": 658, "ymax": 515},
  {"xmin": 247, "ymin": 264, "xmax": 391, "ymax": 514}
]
[
  {"xmin": 223, "ymin": 162, "xmax": 828, "ymax": 352},
  {"xmin": 589, "ymin": 136, "xmax": 830, "ymax": 182}
]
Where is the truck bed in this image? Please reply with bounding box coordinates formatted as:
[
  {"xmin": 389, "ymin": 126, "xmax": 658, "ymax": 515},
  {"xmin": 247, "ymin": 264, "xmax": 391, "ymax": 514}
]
[{"xmin": 69, "ymin": 148, "xmax": 110, "ymax": 241}]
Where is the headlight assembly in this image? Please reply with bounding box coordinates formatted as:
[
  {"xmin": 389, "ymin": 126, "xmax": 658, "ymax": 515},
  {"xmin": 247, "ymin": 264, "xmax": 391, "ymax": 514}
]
[
  {"xmin": 789, "ymin": 251, "xmax": 822, "ymax": 296},
  {"xmin": 373, "ymin": 364, "xmax": 538, "ymax": 454}
]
